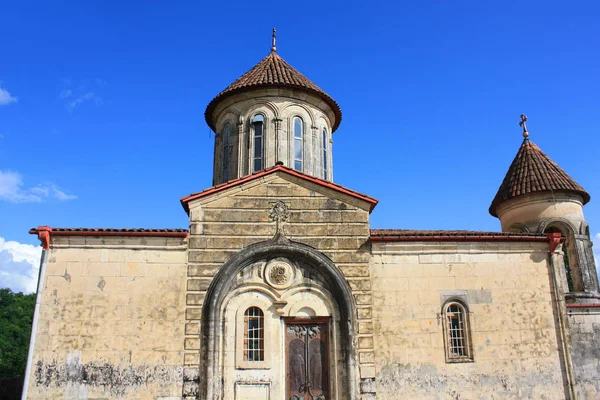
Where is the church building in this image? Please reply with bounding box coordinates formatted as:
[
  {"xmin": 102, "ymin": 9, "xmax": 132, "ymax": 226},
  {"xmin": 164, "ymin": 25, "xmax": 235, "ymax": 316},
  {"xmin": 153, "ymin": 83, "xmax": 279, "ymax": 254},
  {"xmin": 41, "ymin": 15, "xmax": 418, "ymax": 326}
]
[{"xmin": 22, "ymin": 31, "xmax": 600, "ymax": 399}]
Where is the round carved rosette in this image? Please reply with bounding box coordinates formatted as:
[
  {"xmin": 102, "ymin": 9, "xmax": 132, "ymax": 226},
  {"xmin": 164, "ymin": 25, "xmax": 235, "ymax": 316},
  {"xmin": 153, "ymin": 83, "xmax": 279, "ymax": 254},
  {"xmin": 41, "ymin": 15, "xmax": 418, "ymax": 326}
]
[{"xmin": 264, "ymin": 258, "xmax": 295, "ymax": 290}]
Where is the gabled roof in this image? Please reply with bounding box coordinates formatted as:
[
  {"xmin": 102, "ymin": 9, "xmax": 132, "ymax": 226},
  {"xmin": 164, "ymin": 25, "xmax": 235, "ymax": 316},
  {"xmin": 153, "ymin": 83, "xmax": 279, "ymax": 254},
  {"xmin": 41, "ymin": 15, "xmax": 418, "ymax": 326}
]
[
  {"xmin": 205, "ymin": 51, "xmax": 342, "ymax": 132},
  {"xmin": 180, "ymin": 164, "xmax": 378, "ymax": 213},
  {"xmin": 489, "ymin": 138, "xmax": 590, "ymax": 217}
]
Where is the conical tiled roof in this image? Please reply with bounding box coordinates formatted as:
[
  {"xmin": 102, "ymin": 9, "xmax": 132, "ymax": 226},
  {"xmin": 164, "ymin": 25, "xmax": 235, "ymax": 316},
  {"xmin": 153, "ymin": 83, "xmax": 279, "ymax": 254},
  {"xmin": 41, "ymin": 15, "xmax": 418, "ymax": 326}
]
[
  {"xmin": 205, "ymin": 51, "xmax": 342, "ymax": 132},
  {"xmin": 489, "ymin": 138, "xmax": 590, "ymax": 217}
]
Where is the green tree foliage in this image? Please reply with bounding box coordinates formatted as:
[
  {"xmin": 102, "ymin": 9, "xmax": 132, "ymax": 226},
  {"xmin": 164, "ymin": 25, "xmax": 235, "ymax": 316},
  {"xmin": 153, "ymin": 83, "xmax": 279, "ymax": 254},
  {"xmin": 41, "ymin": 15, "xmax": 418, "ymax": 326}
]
[{"xmin": 0, "ymin": 289, "xmax": 35, "ymax": 377}]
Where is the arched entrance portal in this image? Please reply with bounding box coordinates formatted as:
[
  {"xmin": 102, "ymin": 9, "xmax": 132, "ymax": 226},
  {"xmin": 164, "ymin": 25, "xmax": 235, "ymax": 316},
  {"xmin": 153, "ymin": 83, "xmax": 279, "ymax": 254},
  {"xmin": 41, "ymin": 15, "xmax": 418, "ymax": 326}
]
[{"xmin": 199, "ymin": 238, "xmax": 359, "ymax": 400}]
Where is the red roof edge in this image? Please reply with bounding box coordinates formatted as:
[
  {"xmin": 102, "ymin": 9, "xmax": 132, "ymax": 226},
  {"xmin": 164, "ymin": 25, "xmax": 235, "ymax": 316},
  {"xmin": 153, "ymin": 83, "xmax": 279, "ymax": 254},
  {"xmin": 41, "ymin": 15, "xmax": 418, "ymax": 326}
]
[
  {"xmin": 369, "ymin": 229, "xmax": 556, "ymax": 244},
  {"xmin": 180, "ymin": 165, "xmax": 378, "ymax": 214},
  {"xmin": 29, "ymin": 227, "xmax": 189, "ymax": 240},
  {"xmin": 370, "ymin": 235, "xmax": 549, "ymax": 243}
]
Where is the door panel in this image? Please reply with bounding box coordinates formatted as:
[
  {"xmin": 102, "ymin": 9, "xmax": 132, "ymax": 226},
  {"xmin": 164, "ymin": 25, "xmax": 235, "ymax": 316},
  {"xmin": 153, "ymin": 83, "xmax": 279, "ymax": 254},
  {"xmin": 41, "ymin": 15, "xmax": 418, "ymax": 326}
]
[{"xmin": 285, "ymin": 319, "xmax": 329, "ymax": 400}]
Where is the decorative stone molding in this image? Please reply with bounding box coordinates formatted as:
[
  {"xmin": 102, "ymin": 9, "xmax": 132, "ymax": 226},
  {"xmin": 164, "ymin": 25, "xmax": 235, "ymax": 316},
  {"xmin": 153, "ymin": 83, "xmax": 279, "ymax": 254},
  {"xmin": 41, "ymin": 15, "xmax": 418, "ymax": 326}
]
[{"xmin": 264, "ymin": 258, "xmax": 295, "ymax": 290}]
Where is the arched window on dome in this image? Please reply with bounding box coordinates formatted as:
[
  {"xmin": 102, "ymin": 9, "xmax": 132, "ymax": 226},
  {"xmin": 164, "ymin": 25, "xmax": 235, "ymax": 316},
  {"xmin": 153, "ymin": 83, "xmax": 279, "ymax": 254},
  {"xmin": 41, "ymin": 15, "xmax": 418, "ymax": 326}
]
[
  {"xmin": 442, "ymin": 300, "xmax": 473, "ymax": 362},
  {"xmin": 322, "ymin": 128, "xmax": 328, "ymax": 179},
  {"xmin": 222, "ymin": 124, "xmax": 230, "ymax": 181},
  {"xmin": 293, "ymin": 117, "xmax": 303, "ymax": 171},
  {"xmin": 252, "ymin": 115, "xmax": 264, "ymax": 173},
  {"xmin": 244, "ymin": 307, "xmax": 264, "ymax": 361}
]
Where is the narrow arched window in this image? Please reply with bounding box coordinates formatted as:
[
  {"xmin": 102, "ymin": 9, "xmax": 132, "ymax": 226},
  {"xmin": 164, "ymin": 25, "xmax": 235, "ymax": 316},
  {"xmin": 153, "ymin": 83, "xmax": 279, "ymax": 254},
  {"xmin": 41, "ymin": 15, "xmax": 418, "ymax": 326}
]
[
  {"xmin": 222, "ymin": 124, "xmax": 230, "ymax": 181},
  {"xmin": 322, "ymin": 128, "xmax": 328, "ymax": 179},
  {"xmin": 252, "ymin": 115, "xmax": 264, "ymax": 172},
  {"xmin": 443, "ymin": 301, "xmax": 473, "ymax": 362},
  {"xmin": 293, "ymin": 117, "xmax": 303, "ymax": 171},
  {"xmin": 244, "ymin": 307, "xmax": 264, "ymax": 361}
]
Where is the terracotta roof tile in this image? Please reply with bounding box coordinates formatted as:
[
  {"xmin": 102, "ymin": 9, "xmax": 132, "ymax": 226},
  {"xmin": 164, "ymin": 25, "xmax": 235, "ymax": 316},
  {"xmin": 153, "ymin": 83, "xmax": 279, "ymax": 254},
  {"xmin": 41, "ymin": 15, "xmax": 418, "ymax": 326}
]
[
  {"xmin": 205, "ymin": 52, "xmax": 342, "ymax": 132},
  {"xmin": 370, "ymin": 229, "xmax": 549, "ymax": 242},
  {"xmin": 489, "ymin": 139, "xmax": 590, "ymax": 217},
  {"xmin": 28, "ymin": 227, "xmax": 188, "ymax": 237},
  {"xmin": 370, "ymin": 229, "xmax": 544, "ymax": 238}
]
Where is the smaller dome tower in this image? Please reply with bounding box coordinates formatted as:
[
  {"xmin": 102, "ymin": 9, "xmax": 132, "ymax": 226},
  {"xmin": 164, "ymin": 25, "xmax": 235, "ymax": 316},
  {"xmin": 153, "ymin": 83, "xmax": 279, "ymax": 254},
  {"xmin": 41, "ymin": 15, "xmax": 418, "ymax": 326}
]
[
  {"xmin": 490, "ymin": 115, "xmax": 598, "ymax": 302},
  {"xmin": 205, "ymin": 29, "xmax": 341, "ymax": 185}
]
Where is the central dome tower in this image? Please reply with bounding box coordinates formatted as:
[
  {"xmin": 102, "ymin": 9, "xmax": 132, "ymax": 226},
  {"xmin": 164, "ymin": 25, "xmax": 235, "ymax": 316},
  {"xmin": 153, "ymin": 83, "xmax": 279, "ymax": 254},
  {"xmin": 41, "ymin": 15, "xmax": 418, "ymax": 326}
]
[{"xmin": 205, "ymin": 29, "xmax": 341, "ymax": 185}]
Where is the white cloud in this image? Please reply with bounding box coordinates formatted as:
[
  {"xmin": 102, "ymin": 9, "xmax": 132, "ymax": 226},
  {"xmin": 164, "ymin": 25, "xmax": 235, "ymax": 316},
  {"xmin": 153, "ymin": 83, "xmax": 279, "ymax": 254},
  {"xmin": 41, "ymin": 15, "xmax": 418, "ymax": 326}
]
[
  {"xmin": 66, "ymin": 91, "xmax": 102, "ymax": 110},
  {"xmin": 0, "ymin": 237, "xmax": 42, "ymax": 293},
  {"xmin": 60, "ymin": 89, "xmax": 72, "ymax": 99},
  {"xmin": 60, "ymin": 78, "xmax": 105, "ymax": 111},
  {"xmin": 0, "ymin": 170, "xmax": 77, "ymax": 203},
  {"xmin": 0, "ymin": 86, "xmax": 17, "ymax": 105}
]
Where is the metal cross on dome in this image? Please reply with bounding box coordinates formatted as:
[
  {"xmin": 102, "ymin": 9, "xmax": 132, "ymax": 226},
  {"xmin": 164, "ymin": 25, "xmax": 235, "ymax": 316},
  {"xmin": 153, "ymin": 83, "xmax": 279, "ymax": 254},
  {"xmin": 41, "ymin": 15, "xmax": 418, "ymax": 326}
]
[{"xmin": 519, "ymin": 114, "xmax": 529, "ymax": 138}]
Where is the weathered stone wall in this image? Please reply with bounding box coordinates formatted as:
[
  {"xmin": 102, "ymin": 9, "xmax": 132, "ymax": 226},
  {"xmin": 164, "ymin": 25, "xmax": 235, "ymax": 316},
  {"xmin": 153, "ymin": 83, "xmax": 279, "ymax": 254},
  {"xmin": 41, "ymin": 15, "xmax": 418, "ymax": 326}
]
[
  {"xmin": 26, "ymin": 235, "xmax": 188, "ymax": 400},
  {"xmin": 568, "ymin": 308, "xmax": 600, "ymax": 399},
  {"xmin": 184, "ymin": 172, "xmax": 375, "ymax": 398},
  {"xmin": 370, "ymin": 240, "xmax": 568, "ymax": 399}
]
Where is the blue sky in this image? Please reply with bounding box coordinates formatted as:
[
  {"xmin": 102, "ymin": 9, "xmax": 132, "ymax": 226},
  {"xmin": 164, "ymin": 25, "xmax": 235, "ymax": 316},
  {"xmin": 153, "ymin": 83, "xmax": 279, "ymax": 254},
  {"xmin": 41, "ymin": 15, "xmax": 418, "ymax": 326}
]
[{"xmin": 1, "ymin": 1, "xmax": 599, "ymax": 292}]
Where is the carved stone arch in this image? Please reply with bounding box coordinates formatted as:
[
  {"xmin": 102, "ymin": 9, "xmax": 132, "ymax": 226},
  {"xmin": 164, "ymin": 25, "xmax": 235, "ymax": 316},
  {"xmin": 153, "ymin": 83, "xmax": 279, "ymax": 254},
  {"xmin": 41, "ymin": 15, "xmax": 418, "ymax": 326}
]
[
  {"xmin": 580, "ymin": 220, "xmax": 590, "ymax": 238},
  {"xmin": 282, "ymin": 103, "xmax": 316, "ymax": 127},
  {"xmin": 538, "ymin": 217, "xmax": 584, "ymax": 292},
  {"xmin": 317, "ymin": 115, "xmax": 331, "ymax": 132},
  {"xmin": 216, "ymin": 111, "xmax": 239, "ymax": 135},
  {"xmin": 537, "ymin": 217, "xmax": 578, "ymax": 235},
  {"xmin": 221, "ymin": 282, "xmax": 282, "ymax": 304},
  {"xmin": 507, "ymin": 223, "xmax": 531, "ymax": 233},
  {"xmin": 241, "ymin": 100, "xmax": 279, "ymax": 120},
  {"xmin": 200, "ymin": 239, "xmax": 359, "ymax": 400}
]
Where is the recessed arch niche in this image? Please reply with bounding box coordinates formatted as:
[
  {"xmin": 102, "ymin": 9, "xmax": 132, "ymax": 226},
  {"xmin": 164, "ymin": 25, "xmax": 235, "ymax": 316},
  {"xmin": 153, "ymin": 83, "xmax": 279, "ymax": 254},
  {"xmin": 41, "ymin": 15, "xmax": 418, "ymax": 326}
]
[{"xmin": 199, "ymin": 238, "xmax": 359, "ymax": 400}]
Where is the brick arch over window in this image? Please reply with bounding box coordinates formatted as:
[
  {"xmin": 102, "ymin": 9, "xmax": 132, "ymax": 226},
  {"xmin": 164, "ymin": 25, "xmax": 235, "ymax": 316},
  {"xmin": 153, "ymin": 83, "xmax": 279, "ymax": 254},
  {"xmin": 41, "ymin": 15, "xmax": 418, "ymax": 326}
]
[{"xmin": 199, "ymin": 239, "xmax": 359, "ymax": 399}]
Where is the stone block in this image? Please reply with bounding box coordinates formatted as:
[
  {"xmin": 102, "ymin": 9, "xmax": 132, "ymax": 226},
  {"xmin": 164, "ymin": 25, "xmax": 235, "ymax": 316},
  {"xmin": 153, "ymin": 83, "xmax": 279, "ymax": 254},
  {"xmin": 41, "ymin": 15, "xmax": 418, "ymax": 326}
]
[
  {"xmin": 359, "ymin": 365, "xmax": 376, "ymax": 379},
  {"xmin": 358, "ymin": 336, "xmax": 374, "ymax": 349},
  {"xmin": 187, "ymin": 278, "xmax": 212, "ymax": 291},
  {"xmin": 355, "ymin": 294, "xmax": 372, "ymax": 305},
  {"xmin": 184, "ymin": 338, "xmax": 200, "ymax": 350},
  {"xmin": 185, "ymin": 322, "xmax": 201, "ymax": 335},
  {"xmin": 184, "ymin": 352, "xmax": 200, "ymax": 365},
  {"xmin": 186, "ymin": 308, "xmax": 202, "ymax": 320},
  {"xmin": 357, "ymin": 307, "xmax": 372, "ymax": 319},
  {"xmin": 186, "ymin": 293, "xmax": 205, "ymax": 306},
  {"xmin": 348, "ymin": 278, "xmax": 372, "ymax": 291},
  {"xmin": 359, "ymin": 321, "xmax": 374, "ymax": 334}
]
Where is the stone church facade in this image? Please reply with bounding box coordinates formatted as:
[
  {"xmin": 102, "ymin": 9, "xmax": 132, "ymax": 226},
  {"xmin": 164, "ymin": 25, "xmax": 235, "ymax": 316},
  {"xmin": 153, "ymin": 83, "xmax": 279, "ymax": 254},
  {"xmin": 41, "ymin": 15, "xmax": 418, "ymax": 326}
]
[{"xmin": 23, "ymin": 35, "xmax": 600, "ymax": 399}]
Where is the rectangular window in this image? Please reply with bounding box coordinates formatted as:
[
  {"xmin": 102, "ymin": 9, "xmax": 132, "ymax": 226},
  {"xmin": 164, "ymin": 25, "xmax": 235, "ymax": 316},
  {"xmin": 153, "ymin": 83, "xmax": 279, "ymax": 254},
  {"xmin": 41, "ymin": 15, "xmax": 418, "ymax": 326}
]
[
  {"xmin": 293, "ymin": 118, "xmax": 303, "ymax": 171},
  {"xmin": 253, "ymin": 120, "xmax": 264, "ymax": 173},
  {"xmin": 322, "ymin": 129, "xmax": 328, "ymax": 179}
]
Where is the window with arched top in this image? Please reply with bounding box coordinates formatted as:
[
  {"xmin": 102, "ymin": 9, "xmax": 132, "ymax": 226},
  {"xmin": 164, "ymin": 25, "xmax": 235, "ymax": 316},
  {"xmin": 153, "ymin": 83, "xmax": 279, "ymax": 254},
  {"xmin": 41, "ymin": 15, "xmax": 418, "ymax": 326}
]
[
  {"xmin": 293, "ymin": 117, "xmax": 303, "ymax": 171},
  {"xmin": 222, "ymin": 124, "xmax": 230, "ymax": 181},
  {"xmin": 252, "ymin": 115, "xmax": 264, "ymax": 173},
  {"xmin": 244, "ymin": 307, "xmax": 264, "ymax": 361},
  {"xmin": 322, "ymin": 128, "xmax": 328, "ymax": 179},
  {"xmin": 442, "ymin": 301, "xmax": 473, "ymax": 362}
]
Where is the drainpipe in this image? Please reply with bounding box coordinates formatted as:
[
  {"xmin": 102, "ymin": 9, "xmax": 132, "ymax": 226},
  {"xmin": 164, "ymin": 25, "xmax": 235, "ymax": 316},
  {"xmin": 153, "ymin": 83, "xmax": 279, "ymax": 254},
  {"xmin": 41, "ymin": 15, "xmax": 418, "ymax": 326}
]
[
  {"xmin": 21, "ymin": 226, "xmax": 51, "ymax": 400},
  {"xmin": 547, "ymin": 232, "xmax": 577, "ymax": 399}
]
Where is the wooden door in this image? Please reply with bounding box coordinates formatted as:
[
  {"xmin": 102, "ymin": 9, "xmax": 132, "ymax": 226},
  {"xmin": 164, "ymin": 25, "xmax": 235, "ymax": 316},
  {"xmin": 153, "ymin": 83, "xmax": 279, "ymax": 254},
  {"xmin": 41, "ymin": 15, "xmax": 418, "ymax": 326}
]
[{"xmin": 285, "ymin": 318, "xmax": 329, "ymax": 400}]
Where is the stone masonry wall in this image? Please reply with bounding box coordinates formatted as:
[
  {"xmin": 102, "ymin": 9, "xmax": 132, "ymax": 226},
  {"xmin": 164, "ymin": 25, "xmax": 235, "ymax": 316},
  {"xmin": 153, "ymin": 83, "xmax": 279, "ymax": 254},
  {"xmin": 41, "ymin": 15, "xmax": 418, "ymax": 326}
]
[
  {"xmin": 184, "ymin": 172, "xmax": 376, "ymax": 398},
  {"xmin": 567, "ymin": 309, "xmax": 600, "ymax": 399},
  {"xmin": 26, "ymin": 235, "xmax": 188, "ymax": 400},
  {"xmin": 370, "ymin": 240, "xmax": 568, "ymax": 399}
]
